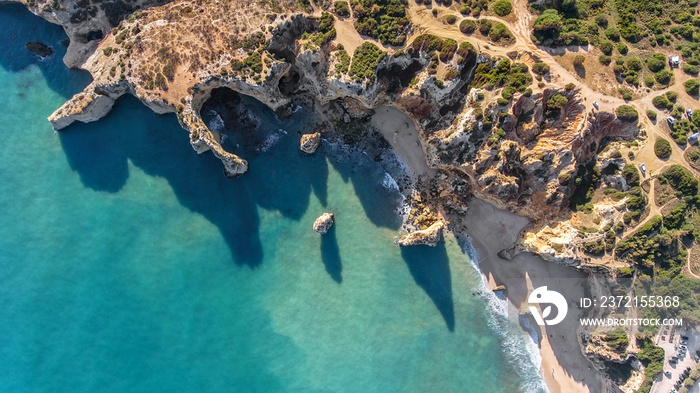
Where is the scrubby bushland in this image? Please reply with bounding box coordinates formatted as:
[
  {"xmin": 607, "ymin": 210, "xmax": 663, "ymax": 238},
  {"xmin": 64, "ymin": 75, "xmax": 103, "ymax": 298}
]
[
  {"xmin": 352, "ymin": 0, "xmax": 409, "ymax": 46},
  {"xmin": 349, "ymin": 42, "xmax": 386, "ymax": 82}
]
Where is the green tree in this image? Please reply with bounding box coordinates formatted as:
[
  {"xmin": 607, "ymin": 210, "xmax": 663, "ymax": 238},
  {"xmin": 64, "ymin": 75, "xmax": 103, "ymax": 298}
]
[
  {"xmin": 533, "ymin": 9, "xmax": 562, "ymax": 31},
  {"xmin": 647, "ymin": 53, "xmax": 666, "ymax": 72},
  {"xmin": 605, "ymin": 26, "xmax": 620, "ymax": 41},
  {"xmin": 600, "ymin": 40, "xmax": 614, "ymax": 55},
  {"xmin": 616, "ymin": 105, "xmax": 638, "ymax": 122},
  {"xmin": 493, "ymin": 0, "xmax": 512, "ymax": 16},
  {"xmin": 333, "ymin": 1, "xmax": 350, "ymax": 16},
  {"xmin": 573, "ymin": 54, "xmax": 585, "ymax": 66},
  {"xmin": 547, "ymin": 93, "xmax": 568, "ymax": 109},
  {"xmin": 685, "ymin": 79, "xmax": 700, "ymax": 95}
]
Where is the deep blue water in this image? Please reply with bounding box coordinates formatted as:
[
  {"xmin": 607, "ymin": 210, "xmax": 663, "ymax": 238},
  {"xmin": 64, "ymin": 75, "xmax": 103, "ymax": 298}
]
[{"xmin": 0, "ymin": 4, "xmax": 546, "ymax": 392}]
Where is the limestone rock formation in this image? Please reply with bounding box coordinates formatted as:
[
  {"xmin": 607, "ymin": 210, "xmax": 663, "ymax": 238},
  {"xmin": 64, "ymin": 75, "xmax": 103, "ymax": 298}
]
[
  {"xmin": 299, "ymin": 132, "xmax": 321, "ymax": 155},
  {"xmin": 396, "ymin": 221, "xmax": 444, "ymax": 247},
  {"xmin": 312, "ymin": 213, "xmax": 334, "ymax": 234},
  {"xmin": 25, "ymin": 42, "xmax": 53, "ymax": 57}
]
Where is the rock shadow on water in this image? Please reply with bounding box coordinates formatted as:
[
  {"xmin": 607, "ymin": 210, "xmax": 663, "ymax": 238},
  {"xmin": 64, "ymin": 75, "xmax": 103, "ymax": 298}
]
[
  {"xmin": 328, "ymin": 155, "xmax": 403, "ymax": 231},
  {"xmin": 58, "ymin": 96, "xmax": 264, "ymax": 268},
  {"xmin": 58, "ymin": 90, "xmax": 408, "ymax": 271},
  {"xmin": 0, "ymin": 3, "xmax": 92, "ymax": 99},
  {"xmin": 401, "ymin": 242, "xmax": 455, "ymax": 331},
  {"xmin": 200, "ymin": 87, "xmax": 330, "ymax": 220},
  {"xmin": 320, "ymin": 225, "xmax": 342, "ymax": 283}
]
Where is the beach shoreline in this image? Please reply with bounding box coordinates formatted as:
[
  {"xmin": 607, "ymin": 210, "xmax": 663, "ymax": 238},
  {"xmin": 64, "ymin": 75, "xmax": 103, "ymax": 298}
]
[
  {"xmin": 368, "ymin": 104, "xmax": 604, "ymax": 393},
  {"xmin": 462, "ymin": 198, "xmax": 603, "ymax": 393}
]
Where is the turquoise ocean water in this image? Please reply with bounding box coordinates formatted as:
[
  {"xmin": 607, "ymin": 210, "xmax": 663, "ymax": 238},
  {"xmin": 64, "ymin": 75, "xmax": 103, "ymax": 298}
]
[{"xmin": 0, "ymin": 5, "xmax": 546, "ymax": 392}]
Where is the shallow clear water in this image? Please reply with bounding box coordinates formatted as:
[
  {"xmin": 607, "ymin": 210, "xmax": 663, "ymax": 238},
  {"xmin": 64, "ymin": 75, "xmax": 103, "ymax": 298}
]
[{"xmin": 0, "ymin": 5, "xmax": 546, "ymax": 392}]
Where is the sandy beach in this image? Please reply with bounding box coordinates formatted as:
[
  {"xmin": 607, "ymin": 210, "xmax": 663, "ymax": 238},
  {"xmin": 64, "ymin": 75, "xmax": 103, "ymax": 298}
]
[
  {"xmin": 369, "ymin": 106, "xmax": 602, "ymax": 392},
  {"xmin": 463, "ymin": 198, "xmax": 604, "ymax": 393},
  {"xmin": 371, "ymin": 105, "xmax": 435, "ymax": 178}
]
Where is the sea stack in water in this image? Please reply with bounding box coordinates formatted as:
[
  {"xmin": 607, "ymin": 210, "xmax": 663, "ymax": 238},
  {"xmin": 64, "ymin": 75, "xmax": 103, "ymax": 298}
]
[
  {"xmin": 396, "ymin": 221, "xmax": 444, "ymax": 247},
  {"xmin": 25, "ymin": 42, "xmax": 53, "ymax": 58},
  {"xmin": 313, "ymin": 212, "xmax": 334, "ymax": 234},
  {"xmin": 300, "ymin": 132, "xmax": 321, "ymax": 155}
]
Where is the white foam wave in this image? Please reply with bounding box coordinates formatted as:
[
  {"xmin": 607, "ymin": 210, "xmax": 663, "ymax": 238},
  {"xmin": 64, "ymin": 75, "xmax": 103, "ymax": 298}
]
[
  {"xmin": 205, "ymin": 110, "xmax": 225, "ymax": 132},
  {"xmin": 460, "ymin": 238, "xmax": 549, "ymax": 393},
  {"xmin": 382, "ymin": 172, "xmax": 400, "ymax": 192},
  {"xmin": 255, "ymin": 129, "xmax": 287, "ymax": 152}
]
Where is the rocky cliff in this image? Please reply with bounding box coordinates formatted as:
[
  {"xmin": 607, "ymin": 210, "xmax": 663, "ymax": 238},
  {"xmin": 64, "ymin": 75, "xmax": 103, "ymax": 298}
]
[{"xmin": 13, "ymin": 0, "xmax": 642, "ymax": 263}]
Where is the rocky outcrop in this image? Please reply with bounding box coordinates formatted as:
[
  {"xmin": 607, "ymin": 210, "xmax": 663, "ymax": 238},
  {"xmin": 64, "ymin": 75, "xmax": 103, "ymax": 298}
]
[
  {"xmin": 396, "ymin": 221, "xmax": 444, "ymax": 247},
  {"xmin": 299, "ymin": 132, "xmax": 321, "ymax": 155},
  {"xmin": 313, "ymin": 213, "xmax": 334, "ymax": 234},
  {"xmin": 18, "ymin": 0, "xmax": 644, "ymax": 266},
  {"xmin": 25, "ymin": 42, "xmax": 53, "ymax": 57}
]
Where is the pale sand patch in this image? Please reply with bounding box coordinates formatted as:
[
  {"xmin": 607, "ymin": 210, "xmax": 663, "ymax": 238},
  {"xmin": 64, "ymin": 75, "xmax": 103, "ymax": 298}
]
[
  {"xmin": 462, "ymin": 198, "xmax": 602, "ymax": 393},
  {"xmin": 370, "ymin": 105, "xmax": 435, "ymax": 178}
]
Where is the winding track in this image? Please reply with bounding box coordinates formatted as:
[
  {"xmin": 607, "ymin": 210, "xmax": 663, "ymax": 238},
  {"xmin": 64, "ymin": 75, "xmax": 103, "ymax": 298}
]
[{"xmin": 406, "ymin": 0, "xmax": 700, "ymax": 179}]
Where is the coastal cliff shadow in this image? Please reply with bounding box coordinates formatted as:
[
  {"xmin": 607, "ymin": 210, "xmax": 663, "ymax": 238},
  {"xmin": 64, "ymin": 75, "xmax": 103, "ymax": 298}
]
[
  {"xmin": 400, "ymin": 243, "xmax": 455, "ymax": 331},
  {"xmin": 0, "ymin": 3, "xmax": 93, "ymax": 99},
  {"xmin": 328, "ymin": 157, "xmax": 403, "ymax": 230},
  {"xmin": 201, "ymin": 88, "xmax": 329, "ymax": 220},
  {"xmin": 59, "ymin": 96, "xmax": 264, "ymax": 268},
  {"xmin": 320, "ymin": 225, "xmax": 342, "ymax": 283}
]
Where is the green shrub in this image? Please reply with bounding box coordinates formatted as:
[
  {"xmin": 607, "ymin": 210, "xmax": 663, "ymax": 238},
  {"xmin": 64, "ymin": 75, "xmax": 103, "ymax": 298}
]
[
  {"xmin": 445, "ymin": 14, "xmax": 457, "ymax": 24},
  {"xmin": 600, "ymin": 40, "xmax": 614, "ymax": 55},
  {"xmin": 652, "ymin": 95, "xmax": 672, "ymax": 109},
  {"xmin": 644, "ymin": 76, "xmax": 655, "ymax": 87},
  {"xmin": 488, "ymin": 22, "xmax": 514, "ymax": 43},
  {"xmin": 532, "ymin": 62, "xmax": 550, "ymax": 75},
  {"xmin": 617, "ymin": 42, "xmax": 628, "ymax": 54},
  {"xmin": 565, "ymin": 82, "xmax": 576, "ymax": 91},
  {"xmin": 493, "ymin": 0, "xmax": 512, "ymax": 16},
  {"xmin": 654, "ymin": 138, "xmax": 672, "ymax": 159},
  {"xmin": 618, "ymin": 87, "xmax": 633, "ymax": 100},
  {"xmin": 616, "ymin": 105, "xmax": 638, "ymax": 122},
  {"xmin": 333, "ymin": 1, "xmax": 350, "ymax": 16},
  {"xmin": 497, "ymin": 97, "xmax": 509, "ymax": 106},
  {"xmin": 595, "ymin": 14, "xmax": 608, "ymax": 27},
  {"xmin": 334, "ymin": 48, "xmax": 350, "ymax": 75},
  {"xmin": 459, "ymin": 19, "xmax": 477, "ymax": 34},
  {"xmin": 605, "ymin": 26, "xmax": 620, "ymax": 41},
  {"xmin": 685, "ymin": 79, "xmax": 700, "ymax": 95},
  {"xmin": 626, "ymin": 57, "xmax": 642, "ymax": 71},
  {"xmin": 533, "ymin": 9, "xmax": 562, "ymax": 31},
  {"xmin": 660, "ymin": 164, "xmax": 698, "ymax": 195},
  {"xmin": 349, "ymin": 42, "xmax": 386, "ymax": 83},
  {"xmin": 685, "ymin": 64, "xmax": 700, "ymax": 75},
  {"xmin": 647, "ymin": 110, "xmax": 657, "ymax": 120},
  {"xmin": 352, "ymin": 0, "xmax": 409, "ymax": 46},
  {"xmin": 655, "ymin": 69, "xmax": 673, "ymax": 85},
  {"xmin": 666, "ymin": 91, "xmax": 678, "ymax": 102},
  {"xmin": 622, "ymin": 163, "xmax": 641, "ymax": 187},
  {"xmin": 646, "ymin": 53, "xmax": 666, "ymax": 72},
  {"xmin": 459, "ymin": 4, "xmax": 471, "ymax": 15},
  {"xmin": 573, "ymin": 54, "xmax": 585, "ymax": 66},
  {"xmin": 547, "ymin": 93, "xmax": 568, "ymax": 109},
  {"xmin": 599, "ymin": 55, "xmax": 612, "ymax": 65}
]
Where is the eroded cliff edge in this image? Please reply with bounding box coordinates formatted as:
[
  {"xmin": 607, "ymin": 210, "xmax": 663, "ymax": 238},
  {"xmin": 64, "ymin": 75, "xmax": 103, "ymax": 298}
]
[{"xmin": 10, "ymin": 0, "xmax": 643, "ymax": 269}]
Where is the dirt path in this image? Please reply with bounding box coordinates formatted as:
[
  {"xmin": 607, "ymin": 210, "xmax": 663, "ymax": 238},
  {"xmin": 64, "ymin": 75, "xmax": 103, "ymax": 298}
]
[
  {"xmin": 687, "ymin": 250, "xmax": 700, "ymax": 278},
  {"xmin": 407, "ymin": 0, "xmax": 628, "ymax": 116},
  {"xmin": 407, "ymin": 0, "xmax": 700, "ymax": 188}
]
